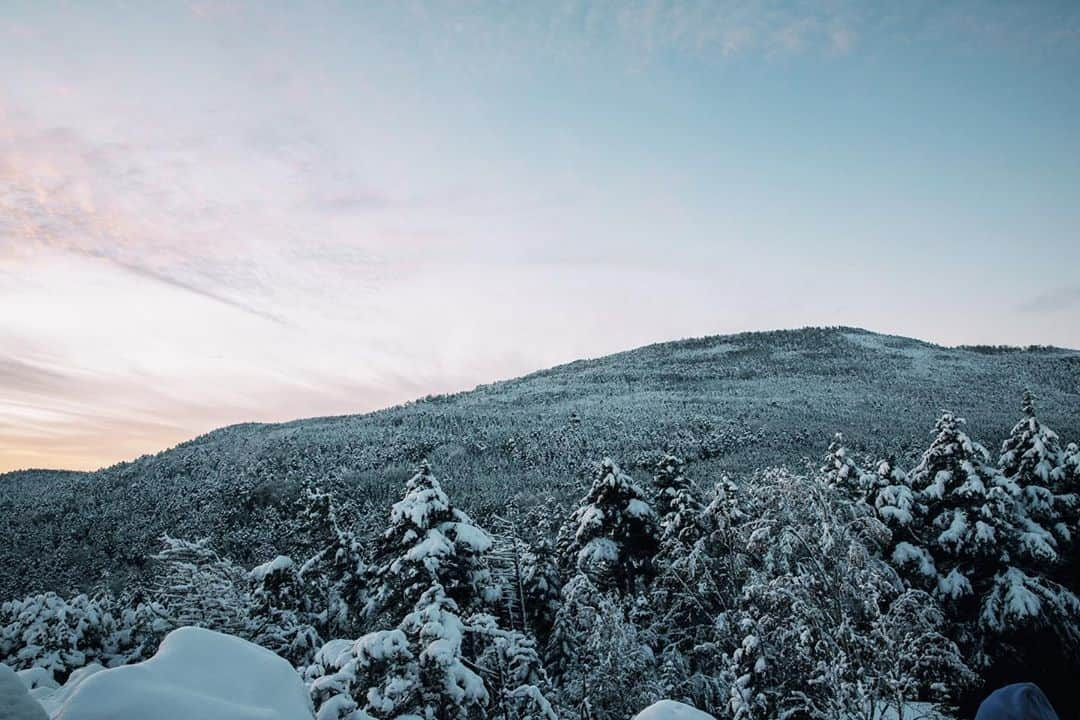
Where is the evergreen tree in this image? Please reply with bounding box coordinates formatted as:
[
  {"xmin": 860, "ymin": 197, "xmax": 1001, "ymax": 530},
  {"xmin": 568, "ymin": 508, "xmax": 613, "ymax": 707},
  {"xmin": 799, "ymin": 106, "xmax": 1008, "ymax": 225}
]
[
  {"xmin": 556, "ymin": 458, "xmax": 660, "ymax": 594},
  {"xmin": 867, "ymin": 457, "xmax": 925, "ymax": 565},
  {"xmin": 905, "ymin": 412, "xmax": 1080, "ymax": 671},
  {"xmin": 520, "ymin": 538, "xmax": 562, "ymax": 645},
  {"xmin": 310, "ymin": 583, "xmax": 489, "ymax": 720},
  {"xmin": 467, "ymin": 613, "xmax": 558, "ymax": 720},
  {"xmin": 371, "ymin": 461, "xmax": 497, "ymax": 624},
  {"xmin": 247, "ymin": 555, "xmax": 320, "ymax": 667},
  {"xmin": 820, "ymin": 432, "xmax": 867, "ymax": 499},
  {"xmin": 653, "ymin": 454, "xmax": 691, "ymax": 532},
  {"xmin": 902, "ymin": 413, "xmax": 1015, "ymax": 609},
  {"xmin": 546, "ymin": 573, "xmax": 659, "ymax": 719},
  {"xmin": 999, "ymin": 391, "xmax": 1070, "ymax": 548},
  {"xmin": 297, "ymin": 480, "xmax": 369, "ymax": 638}
]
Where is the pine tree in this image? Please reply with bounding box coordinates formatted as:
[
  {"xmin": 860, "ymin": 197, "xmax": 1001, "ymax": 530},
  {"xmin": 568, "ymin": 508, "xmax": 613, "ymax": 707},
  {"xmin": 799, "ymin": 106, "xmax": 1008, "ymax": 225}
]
[
  {"xmin": 653, "ymin": 454, "xmax": 690, "ymax": 532},
  {"xmin": 467, "ymin": 613, "xmax": 557, "ymax": 720},
  {"xmin": 999, "ymin": 391, "xmax": 1070, "ymax": 553},
  {"xmin": 867, "ymin": 457, "xmax": 925, "ymax": 566},
  {"xmin": 519, "ymin": 538, "xmax": 562, "ymax": 644},
  {"xmin": 556, "ymin": 458, "xmax": 660, "ymax": 594},
  {"xmin": 905, "ymin": 412, "xmax": 1080, "ymax": 671},
  {"xmin": 310, "ymin": 583, "xmax": 489, "ymax": 720},
  {"xmin": 1060, "ymin": 442, "xmax": 1080, "ymax": 590},
  {"xmin": 903, "ymin": 413, "xmax": 1015, "ymax": 610},
  {"xmin": 820, "ymin": 432, "xmax": 867, "ymax": 499},
  {"xmin": 546, "ymin": 573, "xmax": 659, "ymax": 719},
  {"xmin": 371, "ymin": 461, "xmax": 497, "ymax": 624},
  {"xmin": 296, "ymin": 480, "xmax": 369, "ymax": 638},
  {"xmin": 247, "ymin": 555, "xmax": 320, "ymax": 667}
]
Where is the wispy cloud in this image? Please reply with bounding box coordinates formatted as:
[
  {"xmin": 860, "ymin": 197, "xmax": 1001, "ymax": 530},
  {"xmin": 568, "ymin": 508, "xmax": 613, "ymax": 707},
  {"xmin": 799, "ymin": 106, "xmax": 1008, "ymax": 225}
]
[{"xmin": 1018, "ymin": 285, "xmax": 1080, "ymax": 314}]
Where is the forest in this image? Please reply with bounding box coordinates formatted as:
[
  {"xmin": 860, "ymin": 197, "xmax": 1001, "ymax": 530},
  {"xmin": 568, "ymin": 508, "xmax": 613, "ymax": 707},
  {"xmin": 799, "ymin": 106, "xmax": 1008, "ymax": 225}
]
[{"xmin": 3, "ymin": 391, "xmax": 1079, "ymax": 720}]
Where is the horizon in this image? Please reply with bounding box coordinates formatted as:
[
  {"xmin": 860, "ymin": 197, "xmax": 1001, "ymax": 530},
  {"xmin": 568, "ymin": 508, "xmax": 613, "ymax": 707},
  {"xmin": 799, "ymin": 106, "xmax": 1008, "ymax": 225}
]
[{"xmin": 3, "ymin": 1, "xmax": 1080, "ymax": 472}]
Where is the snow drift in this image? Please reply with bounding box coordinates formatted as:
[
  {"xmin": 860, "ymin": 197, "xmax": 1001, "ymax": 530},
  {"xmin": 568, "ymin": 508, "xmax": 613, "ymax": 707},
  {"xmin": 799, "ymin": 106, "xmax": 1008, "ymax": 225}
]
[
  {"xmin": 50, "ymin": 626, "xmax": 314, "ymax": 720},
  {"xmin": 0, "ymin": 663, "xmax": 48, "ymax": 720},
  {"xmin": 632, "ymin": 700, "xmax": 717, "ymax": 720}
]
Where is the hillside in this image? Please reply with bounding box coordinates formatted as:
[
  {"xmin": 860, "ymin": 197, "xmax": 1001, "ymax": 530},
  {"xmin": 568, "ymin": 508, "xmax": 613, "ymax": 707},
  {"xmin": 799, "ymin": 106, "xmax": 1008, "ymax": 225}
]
[{"xmin": 2, "ymin": 326, "xmax": 1078, "ymax": 599}]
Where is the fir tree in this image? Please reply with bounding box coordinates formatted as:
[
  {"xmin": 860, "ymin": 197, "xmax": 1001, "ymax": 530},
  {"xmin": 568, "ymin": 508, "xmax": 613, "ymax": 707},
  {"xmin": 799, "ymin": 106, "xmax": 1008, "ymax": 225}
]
[
  {"xmin": 371, "ymin": 461, "xmax": 497, "ymax": 624},
  {"xmin": 310, "ymin": 583, "xmax": 489, "ymax": 720},
  {"xmin": 999, "ymin": 391, "xmax": 1070, "ymax": 551},
  {"xmin": 556, "ymin": 458, "xmax": 660, "ymax": 594},
  {"xmin": 820, "ymin": 432, "xmax": 867, "ymax": 499},
  {"xmin": 247, "ymin": 555, "xmax": 320, "ymax": 667},
  {"xmin": 906, "ymin": 412, "xmax": 1080, "ymax": 671},
  {"xmin": 520, "ymin": 538, "xmax": 562, "ymax": 645},
  {"xmin": 653, "ymin": 454, "xmax": 691, "ymax": 532},
  {"xmin": 296, "ymin": 480, "xmax": 369, "ymax": 638}
]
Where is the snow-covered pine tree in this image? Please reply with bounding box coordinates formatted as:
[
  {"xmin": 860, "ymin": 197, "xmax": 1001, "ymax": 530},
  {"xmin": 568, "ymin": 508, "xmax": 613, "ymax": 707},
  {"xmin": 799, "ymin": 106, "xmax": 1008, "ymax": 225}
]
[
  {"xmin": 658, "ymin": 484, "xmax": 706, "ymax": 558},
  {"xmin": 296, "ymin": 480, "xmax": 370, "ymax": 638},
  {"xmin": 653, "ymin": 453, "xmax": 690, "ymax": 532},
  {"xmin": 519, "ymin": 537, "xmax": 562, "ymax": 645},
  {"xmin": 467, "ymin": 613, "xmax": 557, "ymax": 720},
  {"xmin": 1060, "ymin": 442, "xmax": 1080, "ymax": 590},
  {"xmin": 867, "ymin": 457, "xmax": 924, "ymax": 565},
  {"xmin": 310, "ymin": 583, "xmax": 489, "ymax": 720},
  {"xmin": 151, "ymin": 535, "xmax": 250, "ymax": 637},
  {"xmin": 726, "ymin": 467, "xmax": 973, "ymax": 720},
  {"xmin": 248, "ymin": 555, "xmax": 321, "ymax": 667},
  {"xmin": 999, "ymin": 391, "xmax": 1070, "ymax": 553},
  {"xmin": 556, "ymin": 458, "xmax": 660, "ymax": 594},
  {"xmin": 546, "ymin": 572, "xmax": 659, "ymax": 719},
  {"xmin": 905, "ymin": 412, "xmax": 1080, "ymax": 671},
  {"xmin": 820, "ymin": 432, "xmax": 867, "ymax": 500},
  {"xmin": 0, "ymin": 592, "xmax": 120, "ymax": 682},
  {"xmin": 370, "ymin": 461, "xmax": 498, "ymax": 625},
  {"xmin": 898, "ymin": 413, "xmax": 1013, "ymax": 608}
]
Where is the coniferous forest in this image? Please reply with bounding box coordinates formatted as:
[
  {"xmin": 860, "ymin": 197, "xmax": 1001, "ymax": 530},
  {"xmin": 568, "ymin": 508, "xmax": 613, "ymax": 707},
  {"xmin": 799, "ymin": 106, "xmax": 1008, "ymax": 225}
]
[{"xmin": 4, "ymin": 385, "xmax": 1079, "ymax": 720}]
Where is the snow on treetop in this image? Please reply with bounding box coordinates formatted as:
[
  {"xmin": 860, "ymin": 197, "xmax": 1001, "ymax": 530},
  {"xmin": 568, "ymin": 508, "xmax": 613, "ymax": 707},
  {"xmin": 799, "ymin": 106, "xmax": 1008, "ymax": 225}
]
[{"xmin": 249, "ymin": 555, "xmax": 296, "ymax": 582}]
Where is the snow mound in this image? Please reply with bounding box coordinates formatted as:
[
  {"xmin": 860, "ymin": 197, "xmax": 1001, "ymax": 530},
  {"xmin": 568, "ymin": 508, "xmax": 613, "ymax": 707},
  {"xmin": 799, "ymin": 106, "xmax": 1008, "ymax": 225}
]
[
  {"xmin": 0, "ymin": 663, "xmax": 48, "ymax": 720},
  {"xmin": 52, "ymin": 626, "xmax": 314, "ymax": 720},
  {"xmin": 632, "ymin": 700, "xmax": 717, "ymax": 720}
]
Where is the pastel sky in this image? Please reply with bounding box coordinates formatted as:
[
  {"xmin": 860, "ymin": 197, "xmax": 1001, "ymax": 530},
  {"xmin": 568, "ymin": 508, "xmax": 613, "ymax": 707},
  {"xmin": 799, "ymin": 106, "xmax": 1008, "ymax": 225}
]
[{"xmin": 2, "ymin": 1, "xmax": 1079, "ymax": 472}]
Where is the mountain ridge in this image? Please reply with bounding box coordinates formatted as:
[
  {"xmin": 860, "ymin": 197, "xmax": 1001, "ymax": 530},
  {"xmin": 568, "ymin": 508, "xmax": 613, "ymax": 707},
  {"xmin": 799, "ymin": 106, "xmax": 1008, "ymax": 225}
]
[
  {"xmin": 2, "ymin": 325, "xmax": 1079, "ymax": 599},
  {"xmin": 5, "ymin": 325, "xmax": 1076, "ymax": 479}
]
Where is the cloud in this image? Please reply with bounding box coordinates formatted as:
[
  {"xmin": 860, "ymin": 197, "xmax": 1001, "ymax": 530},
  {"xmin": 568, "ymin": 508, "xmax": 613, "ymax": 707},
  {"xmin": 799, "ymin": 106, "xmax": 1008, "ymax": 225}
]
[{"xmin": 1017, "ymin": 285, "xmax": 1080, "ymax": 314}]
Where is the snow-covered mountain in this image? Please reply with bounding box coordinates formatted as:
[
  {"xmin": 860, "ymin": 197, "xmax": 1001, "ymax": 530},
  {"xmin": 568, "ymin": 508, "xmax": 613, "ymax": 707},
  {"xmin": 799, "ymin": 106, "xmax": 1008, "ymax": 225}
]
[{"xmin": 1, "ymin": 326, "xmax": 1078, "ymax": 599}]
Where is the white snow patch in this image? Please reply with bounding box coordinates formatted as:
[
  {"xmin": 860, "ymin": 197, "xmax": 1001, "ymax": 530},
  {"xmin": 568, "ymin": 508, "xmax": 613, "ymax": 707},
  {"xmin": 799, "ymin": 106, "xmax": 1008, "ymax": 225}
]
[
  {"xmin": 1, "ymin": 663, "xmax": 48, "ymax": 720},
  {"xmin": 50, "ymin": 627, "xmax": 314, "ymax": 720},
  {"xmin": 632, "ymin": 700, "xmax": 716, "ymax": 720}
]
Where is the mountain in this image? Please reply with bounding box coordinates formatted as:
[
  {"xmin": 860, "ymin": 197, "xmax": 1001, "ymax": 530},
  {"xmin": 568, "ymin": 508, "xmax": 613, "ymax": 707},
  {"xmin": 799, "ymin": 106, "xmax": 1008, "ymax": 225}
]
[{"xmin": 2, "ymin": 326, "xmax": 1078, "ymax": 600}]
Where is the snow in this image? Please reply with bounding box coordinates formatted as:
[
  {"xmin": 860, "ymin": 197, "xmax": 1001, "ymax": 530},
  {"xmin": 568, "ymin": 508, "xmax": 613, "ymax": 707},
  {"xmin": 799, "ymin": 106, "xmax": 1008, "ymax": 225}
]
[
  {"xmin": 0, "ymin": 663, "xmax": 48, "ymax": 720},
  {"xmin": 445, "ymin": 521, "xmax": 493, "ymax": 553},
  {"xmin": 578, "ymin": 537, "xmax": 620, "ymax": 567},
  {"xmin": 626, "ymin": 499, "xmax": 656, "ymax": 518},
  {"xmin": 938, "ymin": 568, "xmax": 973, "ymax": 599},
  {"xmin": 632, "ymin": 700, "xmax": 717, "ymax": 720},
  {"xmin": 50, "ymin": 627, "xmax": 314, "ymax": 720},
  {"xmin": 250, "ymin": 555, "xmax": 296, "ymax": 582}
]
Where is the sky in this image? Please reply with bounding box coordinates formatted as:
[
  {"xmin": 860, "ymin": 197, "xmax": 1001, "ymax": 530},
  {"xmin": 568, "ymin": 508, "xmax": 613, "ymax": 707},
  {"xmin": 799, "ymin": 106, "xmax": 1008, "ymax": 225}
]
[{"xmin": 1, "ymin": 1, "xmax": 1079, "ymax": 473}]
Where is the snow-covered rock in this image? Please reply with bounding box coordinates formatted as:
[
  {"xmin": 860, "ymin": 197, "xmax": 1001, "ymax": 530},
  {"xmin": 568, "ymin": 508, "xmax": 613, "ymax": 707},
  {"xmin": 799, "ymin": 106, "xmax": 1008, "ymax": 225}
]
[
  {"xmin": 632, "ymin": 700, "xmax": 717, "ymax": 720},
  {"xmin": 51, "ymin": 626, "xmax": 314, "ymax": 720},
  {"xmin": 0, "ymin": 663, "xmax": 48, "ymax": 720}
]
